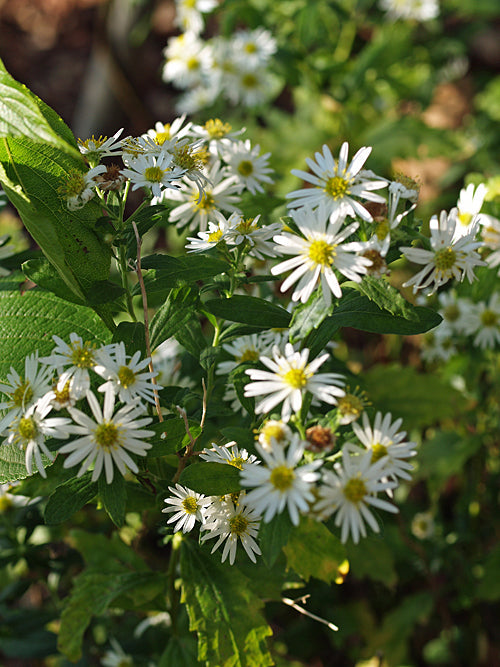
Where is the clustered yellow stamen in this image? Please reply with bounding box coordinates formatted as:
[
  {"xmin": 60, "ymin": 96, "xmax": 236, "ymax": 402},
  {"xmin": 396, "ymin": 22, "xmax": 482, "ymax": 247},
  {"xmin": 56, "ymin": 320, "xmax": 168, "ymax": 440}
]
[
  {"xmin": 94, "ymin": 422, "xmax": 120, "ymax": 450},
  {"xmin": 241, "ymin": 73, "xmax": 258, "ymax": 88},
  {"xmin": 458, "ymin": 211, "xmax": 473, "ymax": 227},
  {"xmin": 17, "ymin": 416, "xmax": 37, "ymax": 444},
  {"xmin": 53, "ymin": 379, "xmax": 72, "ymax": 405},
  {"xmin": 186, "ymin": 57, "xmax": 200, "ymax": 71},
  {"xmin": 182, "ymin": 496, "xmax": 199, "ymax": 514},
  {"xmin": 172, "ymin": 144, "xmax": 204, "ymax": 172},
  {"xmin": 118, "ymin": 366, "xmax": 136, "ymax": 389},
  {"xmin": 434, "ymin": 247, "xmax": 457, "ymax": 271},
  {"xmin": 308, "ymin": 239, "xmax": 335, "ymax": 267},
  {"xmin": 337, "ymin": 393, "xmax": 364, "ymax": 418},
  {"xmin": 371, "ymin": 443, "xmax": 388, "ymax": 463},
  {"xmin": 238, "ymin": 348, "xmax": 260, "ymax": 363},
  {"xmin": 193, "ymin": 191, "xmax": 215, "ymax": 212},
  {"xmin": 236, "ymin": 218, "xmax": 258, "ymax": 235},
  {"xmin": 343, "ymin": 476, "xmax": 367, "ymax": 504},
  {"xmin": 259, "ymin": 422, "xmax": 287, "ymax": 444},
  {"xmin": 70, "ymin": 343, "xmax": 96, "ymax": 369},
  {"xmin": 229, "ymin": 513, "xmax": 249, "ymax": 535},
  {"xmin": 207, "ymin": 228, "xmax": 224, "ymax": 243},
  {"xmin": 324, "ymin": 176, "xmax": 350, "ymax": 200},
  {"xmin": 270, "ymin": 465, "xmax": 295, "ymax": 492},
  {"xmin": 58, "ymin": 170, "xmax": 86, "ymax": 197},
  {"xmin": 481, "ymin": 309, "xmax": 498, "ymax": 327},
  {"xmin": 375, "ymin": 219, "xmax": 390, "ymax": 240},
  {"xmin": 282, "ymin": 367, "xmax": 308, "ymax": 389},
  {"xmin": 144, "ymin": 166, "xmax": 166, "ymax": 183},
  {"xmin": 244, "ymin": 42, "xmax": 257, "ymax": 54},
  {"xmin": 204, "ymin": 119, "xmax": 232, "ymax": 139},
  {"xmin": 155, "ymin": 128, "xmax": 172, "ymax": 145},
  {"xmin": 237, "ymin": 160, "xmax": 254, "ymax": 176},
  {"xmin": 228, "ymin": 456, "xmax": 245, "ymax": 470},
  {"xmin": 12, "ymin": 381, "xmax": 33, "ymax": 408},
  {"xmin": 443, "ymin": 304, "xmax": 460, "ymax": 322},
  {"xmin": 78, "ymin": 135, "xmax": 107, "ymax": 150}
]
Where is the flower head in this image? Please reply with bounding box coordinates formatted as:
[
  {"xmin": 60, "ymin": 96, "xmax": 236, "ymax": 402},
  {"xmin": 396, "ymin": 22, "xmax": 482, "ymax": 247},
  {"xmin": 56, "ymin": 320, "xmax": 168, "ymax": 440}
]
[{"xmin": 162, "ymin": 483, "xmax": 211, "ymax": 533}]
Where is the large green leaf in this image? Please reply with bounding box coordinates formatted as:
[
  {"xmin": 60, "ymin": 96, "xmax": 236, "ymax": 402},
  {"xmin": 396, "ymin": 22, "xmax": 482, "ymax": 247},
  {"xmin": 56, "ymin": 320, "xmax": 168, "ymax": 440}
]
[
  {"xmin": 179, "ymin": 461, "xmax": 241, "ymax": 496},
  {"xmin": 98, "ymin": 474, "xmax": 127, "ymax": 528},
  {"xmin": 150, "ymin": 286, "xmax": 200, "ymax": 350},
  {"xmin": 44, "ymin": 474, "xmax": 97, "ymax": 525},
  {"xmin": 180, "ymin": 540, "xmax": 273, "ymax": 667},
  {"xmin": 259, "ymin": 512, "xmax": 294, "ymax": 568},
  {"xmin": 204, "ymin": 295, "xmax": 291, "ymax": 328},
  {"xmin": 137, "ymin": 253, "xmax": 229, "ymax": 294}
]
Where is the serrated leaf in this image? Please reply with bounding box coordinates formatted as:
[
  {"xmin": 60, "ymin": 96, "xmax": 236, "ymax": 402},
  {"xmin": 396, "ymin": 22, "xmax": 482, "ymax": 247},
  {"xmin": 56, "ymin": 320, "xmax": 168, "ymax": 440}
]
[
  {"xmin": 150, "ymin": 286, "xmax": 200, "ymax": 350},
  {"xmin": 137, "ymin": 253, "xmax": 229, "ymax": 294},
  {"xmin": 98, "ymin": 474, "xmax": 127, "ymax": 527},
  {"xmin": 283, "ymin": 517, "xmax": 346, "ymax": 584},
  {"xmin": 353, "ymin": 276, "xmax": 419, "ymax": 320},
  {"xmin": 44, "ymin": 474, "xmax": 97, "ymax": 525},
  {"xmin": 179, "ymin": 461, "xmax": 241, "ymax": 495},
  {"xmin": 180, "ymin": 540, "xmax": 273, "ymax": 667},
  {"xmin": 204, "ymin": 295, "xmax": 291, "ymax": 328},
  {"xmin": 259, "ymin": 512, "xmax": 294, "ymax": 568},
  {"xmin": 289, "ymin": 290, "xmax": 332, "ymax": 344}
]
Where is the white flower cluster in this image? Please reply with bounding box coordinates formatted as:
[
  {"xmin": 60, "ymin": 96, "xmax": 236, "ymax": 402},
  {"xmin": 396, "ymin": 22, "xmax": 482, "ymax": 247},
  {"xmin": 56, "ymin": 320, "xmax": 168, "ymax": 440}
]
[
  {"xmin": 163, "ymin": 412, "xmax": 417, "ymax": 563},
  {"xmin": 379, "ymin": 0, "xmax": 439, "ymax": 22},
  {"xmin": 162, "ymin": 2, "xmax": 279, "ymax": 113},
  {"xmin": 0, "ymin": 335, "xmax": 157, "ymax": 482}
]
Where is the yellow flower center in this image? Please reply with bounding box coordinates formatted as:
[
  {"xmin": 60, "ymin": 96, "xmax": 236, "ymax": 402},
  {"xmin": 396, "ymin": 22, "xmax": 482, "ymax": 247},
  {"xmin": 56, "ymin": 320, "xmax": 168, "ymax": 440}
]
[
  {"xmin": 236, "ymin": 218, "xmax": 258, "ymax": 235},
  {"xmin": 53, "ymin": 379, "xmax": 72, "ymax": 405},
  {"xmin": 18, "ymin": 416, "xmax": 37, "ymax": 443},
  {"xmin": 238, "ymin": 349, "xmax": 260, "ymax": 363},
  {"xmin": 458, "ymin": 211, "xmax": 473, "ymax": 226},
  {"xmin": 241, "ymin": 72, "xmax": 258, "ymax": 88},
  {"xmin": 244, "ymin": 42, "xmax": 258, "ymax": 54},
  {"xmin": 337, "ymin": 393, "xmax": 364, "ymax": 418},
  {"xmin": 237, "ymin": 160, "xmax": 254, "ymax": 176},
  {"xmin": 118, "ymin": 366, "xmax": 136, "ymax": 389},
  {"xmin": 155, "ymin": 128, "xmax": 171, "ymax": 145},
  {"xmin": 0, "ymin": 495, "xmax": 14, "ymax": 512},
  {"xmin": 343, "ymin": 477, "xmax": 367, "ymax": 504},
  {"xmin": 282, "ymin": 367, "xmax": 308, "ymax": 388},
  {"xmin": 186, "ymin": 56, "xmax": 200, "ymax": 71},
  {"xmin": 59, "ymin": 170, "xmax": 86, "ymax": 197},
  {"xmin": 228, "ymin": 456, "xmax": 245, "ymax": 470},
  {"xmin": 70, "ymin": 344, "xmax": 96, "ymax": 369},
  {"xmin": 308, "ymin": 239, "xmax": 335, "ymax": 266},
  {"xmin": 94, "ymin": 422, "xmax": 120, "ymax": 450},
  {"xmin": 144, "ymin": 166, "xmax": 165, "ymax": 183},
  {"xmin": 193, "ymin": 191, "xmax": 215, "ymax": 212},
  {"xmin": 12, "ymin": 381, "xmax": 33, "ymax": 408},
  {"xmin": 207, "ymin": 228, "xmax": 223, "ymax": 243},
  {"xmin": 204, "ymin": 119, "xmax": 232, "ymax": 139},
  {"xmin": 324, "ymin": 176, "xmax": 350, "ymax": 200},
  {"xmin": 481, "ymin": 308, "xmax": 498, "ymax": 327},
  {"xmin": 443, "ymin": 304, "xmax": 460, "ymax": 322},
  {"xmin": 270, "ymin": 465, "xmax": 295, "ymax": 492},
  {"xmin": 229, "ymin": 513, "xmax": 249, "ymax": 535},
  {"xmin": 181, "ymin": 496, "xmax": 199, "ymax": 514},
  {"xmin": 260, "ymin": 422, "xmax": 287, "ymax": 444},
  {"xmin": 172, "ymin": 145, "xmax": 204, "ymax": 171},
  {"xmin": 371, "ymin": 443, "xmax": 388, "ymax": 463},
  {"xmin": 434, "ymin": 247, "xmax": 457, "ymax": 271}
]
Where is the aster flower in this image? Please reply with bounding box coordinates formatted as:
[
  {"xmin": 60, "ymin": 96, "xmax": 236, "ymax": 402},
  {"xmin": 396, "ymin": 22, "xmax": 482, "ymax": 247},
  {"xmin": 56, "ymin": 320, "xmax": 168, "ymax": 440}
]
[
  {"xmin": 59, "ymin": 165, "xmax": 107, "ymax": 211},
  {"xmin": 244, "ymin": 343, "xmax": 345, "ymax": 421},
  {"xmin": 216, "ymin": 333, "xmax": 272, "ymax": 376},
  {"xmin": 315, "ymin": 445, "xmax": 398, "ymax": 543},
  {"xmin": 240, "ymin": 436, "xmax": 322, "ymax": 525},
  {"xmin": 226, "ymin": 214, "xmax": 281, "ymax": 259},
  {"xmin": 59, "ymin": 388, "xmax": 153, "ymax": 483},
  {"xmin": 455, "ymin": 183, "xmax": 488, "ymax": 235},
  {"xmin": 162, "ymin": 483, "xmax": 211, "ymax": 533},
  {"xmin": 200, "ymin": 497, "xmax": 262, "ymax": 564},
  {"xmin": 411, "ymin": 511, "xmax": 435, "ymax": 539},
  {"xmin": 271, "ymin": 204, "xmax": 372, "ymax": 305},
  {"xmin": 231, "ymin": 28, "xmax": 277, "ymax": 68},
  {"xmin": 223, "ymin": 140, "xmax": 274, "ymax": 194},
  {"xmin": 190, "ymin": 118, "xmax": 245, "ymax": 156},
  {"xmin": 401, "ymin": 209, "xmax": 485, "ymax": 294},
  {"xmin": 435, "ymin": 290, "xmax": 473, "ymax": 337},
  {"xmin": 257, "ymin": 419, "xmax": 293, "ymax": 451},
  {"xmin": 162, "ymin": 32, "xmax": 212, "ymax": 89},
  {"xmin": 144, "ymin": 116, "xmax": 193, "ymax": 148},
  {"xmin": 379, "ymin": 0, "xmax": 439, "ymax": 21},
  {"xmin": 336, "ymin": 387, "xmax": 370, "ymax": 425},
  {"xmin": 463, "ymin": 293, "xmax": 500, "ymax": 349},
  {"xmin": 121, "ymin": 152, "xmax": 183, "ymax": 199},
  {"xmin": 185, "ymin": 210, "xmax": 234, "ymax": 252},
  {"xmin": 93, "ymin": 342, "xmax": 161, "ymax": 405},
  {"xmin": 0, "ymin": 353, "xmax": 53, "ymax": 434},
  {"xmin": 286, "ymin": 142, "xmax": 387, "ymax": 223},
  {"xmin": 78, "ymin": 128, "xmax": 125, "ymax": 163},
  {"xmin": 4, "ymin": 395, "xmax": 72, "ymax": 478},
  {"xmin": 39, "ymin": 334, "xmax": 105, "ymax": 400},
  {"xmin": 352, "ymin": 411, "xmax": 417, "ymax": 486},
  {"xmin": 225, "ymin": 65, "xmax": 279, "ymax": 108},
  {"xmin": 174, "ymin": 0, "xmax": 218, "ymax": 35},
  {"xmin": 200, "ymin": 441, "xmax": 257, "ymax": 468},
  {"xmin": 480, "ymin": 214, "xmax": 500, "ymax": 274}
]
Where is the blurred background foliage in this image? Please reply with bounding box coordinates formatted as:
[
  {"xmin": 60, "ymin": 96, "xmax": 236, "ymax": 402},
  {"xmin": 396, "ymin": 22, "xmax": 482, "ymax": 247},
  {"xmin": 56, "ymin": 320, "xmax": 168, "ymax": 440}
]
[{"xmin": 0, "ymin": 0, "xmax": 499, "ymax": 665}]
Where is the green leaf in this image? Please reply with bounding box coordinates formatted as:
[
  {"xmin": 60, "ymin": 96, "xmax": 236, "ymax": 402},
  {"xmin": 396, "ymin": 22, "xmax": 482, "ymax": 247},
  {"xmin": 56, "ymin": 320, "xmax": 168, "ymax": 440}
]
[
  {"xmin": 345, "ymin": 536, "xmax": 397, "ymax": 588},
  {"xmin": 282, "ymin": 517, "xmax": 346, "ymax": 584},
  {"xmin": 363, "ymin": 365, "xmax": 468, "ymax": 431},
  {"xmin": 179, "ymin": 461, "xmax": 241, "ymax": 495},
  {"xmin": 204, "ymin": 295, "xmax": 291, "ymax": 328},
  {"xmin": 69, "ymin": 529, "xmax": 149, "ymax": 571},
  {"xmin": 150, "ymin": 286, "xmax": 200, "ymax": 350},
  {"xmin": 137, "ymin": 253, "xmax": 229, "ymax": 293},
  {"xmin": 159, "ymin": 636, "xmax": 199, "ymax": 667},
  {"xmin": 98, "ymin": 474, "xmax": 127, "ymax": 527},
  {"xmin": 352, "ymin": 276, "xmax": 421, "ymax": 321},
  {"xmin": 44, "ymin": 474, "xmax": 97, "ymax": 525},
  {"xmin": 259, "ymin": 512, "xmax": 294, "ymax": 568},
  {"xmin": 180, "ymin": 540, "xmax": 273, "ymax": 667},
  {"xmin": 147, "ymin": 418, "xmax": 202, "ymax": 457},
  {"xmin": 476, "ymin": 543, "xmax": 500, "ymax": 601},
  {"xmin": 289, "ymin": 290, "xmax": 332, "ymax": 344},
  {"xmin": 112, "ymin": 321, "xmax": 147, "ymax": 358},
  {"xmin": 228, "ymin": 363, "xmax": 255, "ymax": 415},
  {"xmin": 0, "ymin": 58, "xmax": 78, "ymax": 153}
]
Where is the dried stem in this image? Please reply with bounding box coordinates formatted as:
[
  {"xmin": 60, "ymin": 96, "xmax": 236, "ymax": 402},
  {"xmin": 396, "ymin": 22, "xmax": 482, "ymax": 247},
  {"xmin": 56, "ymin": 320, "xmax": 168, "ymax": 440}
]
[
  {"xmin": 132, "ymin": 220, "xmax": 163, "ymax": 422},
  {"xmin": 282, "ymin": 595, "xmax": 338, "ymax": 632}
]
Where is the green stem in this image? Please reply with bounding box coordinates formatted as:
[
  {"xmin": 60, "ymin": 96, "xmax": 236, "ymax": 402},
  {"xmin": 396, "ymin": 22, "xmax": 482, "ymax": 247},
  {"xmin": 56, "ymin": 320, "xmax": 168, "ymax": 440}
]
[
  {"xmin": 333, "ymin": 20, "xmax": 356, "ymax": 63},
  {"xmin": 118, "ymin": 242, "xmax": 137, "ymax": 322}
]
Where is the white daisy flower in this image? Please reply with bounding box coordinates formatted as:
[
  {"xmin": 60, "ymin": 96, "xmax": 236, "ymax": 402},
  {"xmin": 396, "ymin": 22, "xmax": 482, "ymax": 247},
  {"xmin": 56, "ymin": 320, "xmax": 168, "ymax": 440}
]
[
  {"xmin": 200, "ymin": 497, "xmax": 262, "ymax": 564},
  {"xmin": 4, "ymin": 395, "xmax": 72, "ymax": 477},
  {"xmin": 225, "ymin": 65, "xmax": 279, "ymax": 108},
  {"xmin": 167, "ymin": 161, "xmax": 242, "ymax": 232},
  {"xmin": 352, "ymin": 411, "xmax": 417, "ymax": 485},
  {"xmin": 59, "ymin": 388, "xmax": 153, "ymax": 483},
  {"xmin": 315, "ymin": 445, "xmax": 398, "ymax": 544},
  {"xmin": 420, "ymin": 329, "xmax": 457, "ymax": 363},
  {"xmin": 379, "ymin": 0, "xmax": 439, "ymax": 22},
  {"xmin": 464, "ymin": 293, "xmax": 500, "ymax": 349},
  {"xmin": 174, "ymin": 0, "xmax": 218, "ymax": 35},
  {"xmin": 162, "ymin": 32, "xmax": 213, "ymax": 89},
  {"xmin": 222, "ymin": 140, "xmax": 274, "ymax": 194},
  {"xmin": 286, "ymin": 142, "xmax": 387, "ymax": 223},
  {"xmin": 401, "ymin": 209, "xmax": 485, "ymax": 294},
  {"xmin": 216, "ymin": 333, "xmax": 272, "ymax": 376},
  {"xmin": 185, "ymin": 210, "xmax": 234, "ymax": 252},
  {"xmin": 190, "ymin": 118, "xmax": 245, "ymax": 156},
  {"xmin": 240, "ymin": 436, "xmax": 321, "ymax": 525},
  {"xmin": 388, "ymin": 177, "xmax": 419, "ymax": 219},
  {"xmin": 0, "ymin": 353, "xmax": 53, "ymax": 434},
  {"xmin": 121, "ymin": 151, "xmax": 183, "ymax": 198},
  {"xmin": 435, "ymin": 290, "xmax": 474, "ymax": 336},
  {"xmin": 60, "ymin": 165, "xmax": 107, "ymax": 211},
  {"xmin": 162, "ymin": 483, "xmax": 211, "ymax": 533},
  {"xmin": 244, "ymin": 343, "xmax": 345, "ymax": 422},
  {"xmin": 257, "ymin": 419, "xmax": 293, "ymax": 451},
  {"xmin": 231, "ymin": 28, "xmax": 277, "ymax": 67},
  {"xmin": 200, "ymin": 441, "xmax": 257, "ymax": 468},
  {"xmin": 93, "ymin": 342, "xmax": 161, "ymax": 405},
  {"xmin": 272, "ymin": 204, "xmax": 372, "ymax": 305},
  {"xmin": 411, "ymin": 511, "xmax": 435, "ymax": 539},
  {"xmin": 144, "ymin": 116, "xmax": 193, "ymax": 149},
  {"xmin": 480, "ymin": 214, "xmax": 500, "ymax": 274},
  {"xmin": 225, "ymin": 213, "xmax": 281, "ymax": 259},
  {"xmin": 336, "ymin": 387, "xmax": 370, "ymax": 425},
  {"xmin": 455, "ymin": 183, "xmax": 488, "ymax": 235},
  {"xmin": 77, "ymin": 128, "xmax": 125, "ymax": 162},
  {"xmin": 40, "ymin": 334, "xmax": 104, "ymax": 400}
]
